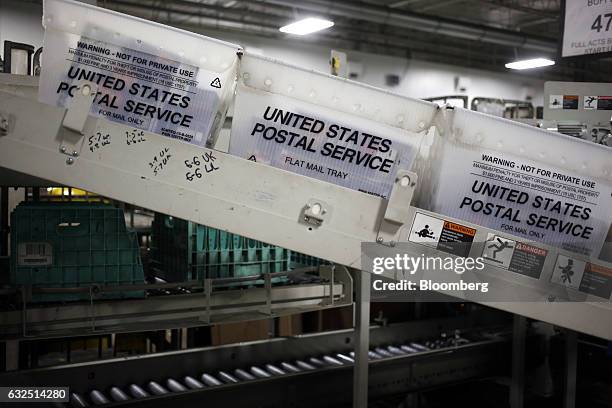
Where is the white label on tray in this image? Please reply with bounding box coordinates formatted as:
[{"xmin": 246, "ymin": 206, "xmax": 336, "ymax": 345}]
[
  {"xmin": 39, "ymin": 33, "xmax": 233, "ymax": 146},
  {"xmin": 229, "ymin": 85, "xmax": 422, "ymax": 199},
  {"xmin": 432, "ymin": 147, "xmax": 611, "ymax": 258},
  {"xmin": 17, "ymin": 242, "xmax": 53, "ymax": 266}
]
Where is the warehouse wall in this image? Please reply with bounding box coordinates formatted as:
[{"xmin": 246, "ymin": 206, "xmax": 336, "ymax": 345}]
[
  {"xmin": 0, "ymin": 0, "xmax": 544, "ymax": 106},
  {"xmin": 206, "ymin": 30, "xmax": 545, "ymax": 107},
  {"xmin": 0, "ymin": 0, "xmax": 44, "ymax": 51}
]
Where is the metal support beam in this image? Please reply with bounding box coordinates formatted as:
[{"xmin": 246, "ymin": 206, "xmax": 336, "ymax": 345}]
[
  {"xmin": 564, "ymin": 330, "xmax": 578, "ymax": 408},
  {"xmin": 2, "ymin": 80, "xmax": 612, "ymax": 342},
  {"xmin": 0, "ymin": 186, "xmax": 8, "ymax": 256},
  {"xmin": 510, "ymin": 315, "xmax": 526, "ymax": 408},
  {"xmin": 4, "ymin": 340, "xmax": 19, "ymax": 371},
  {"xmin": 476, "ymin": 0, "xmax": 558, "ymax": 19},
  {"xmin": 353, "ymin": 268, "xmax": 371, "ymax": 408}
]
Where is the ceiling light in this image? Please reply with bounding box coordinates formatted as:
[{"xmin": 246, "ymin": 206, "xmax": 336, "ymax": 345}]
[
  {"xmin": 505, "ymin": 58, "xmax": 555, "ymax": 70},
  {"xmin": 279, "ymin": 18, "xmax": 334, "ymax": 35}
]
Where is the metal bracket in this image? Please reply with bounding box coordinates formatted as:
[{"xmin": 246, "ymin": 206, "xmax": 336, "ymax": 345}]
[
  {"xmin": 265, "ymin": 273, "xmax": 273, "ymax": 315},
  {"xmin": 318, "ymin": 264, "xmax": 336, "ymax": 306},
  {"xmin": 0, "ymin": 114, "xmax": 9, "ymax": 136},
  {"xmin": 303, "ymin": 199, "xmax": 330, "ymax": 227},
  {"xmin": 376, "ymin": 170, "xmax": 417, "ymax": 245},
  {"xmin": 59, "ymin": 81, "xmax": 97, "ymax": 164},
  {"xmin": 203, "ymin": 279, "xmax": 212, "ymax": 324}
]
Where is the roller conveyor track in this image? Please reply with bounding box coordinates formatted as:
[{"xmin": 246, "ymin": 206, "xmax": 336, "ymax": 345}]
[
  {"xmin": 73, "ymin": 340, "xmax": 434, "ymax": 404},
  {"xmin": 0, "ymin": 314, "xmax": 513, "ymax": 408},
  {"xmin": 70, "ymin": 330, "xmax": 502, "ymax": 407}
]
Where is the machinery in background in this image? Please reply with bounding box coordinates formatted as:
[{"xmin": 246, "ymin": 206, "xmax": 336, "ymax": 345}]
[
  {"xmin": 2, "ymin": 41, "xmax": 34, "ymax": 76},
  {"xmin": 1, "ymin": 4, "xmax": 610, "ymax": 404},
  {"xmin": 424, "ymin": 95, "xmax": 537, "ymax": 119},
  {"xmin": 423, "ymin": 95, "xmax": 468, "ymax": 109},
  {"xmin": 426, "ymin": 84, "xmax": 612, "ymax": 147},
  {"xmin": 471, "ymin": 97, "xmax": 535, "ymax": 119},
  {"xmin": 541, "ymin": 81, "xmax": 612, "ymax": 146}
]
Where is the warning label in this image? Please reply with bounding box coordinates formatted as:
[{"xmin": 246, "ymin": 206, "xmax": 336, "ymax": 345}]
[
  {"xmin": 482, "ymin": 234, "xmax": 547, "ymax": 279},
  {"xmin": 584, "ymin": 96, "xmax": 612, "ymax": 111},
  {"xmin": 483, "ymin": 235, "xmax": 515, "ymax": 268},
  {"xmin": 551, "ymin": 254, "xmax": 586, "ymax": 290},
  {"xmin": 549, "ymin": 95, "xmax": 580, "ymax": 110},
  {"xmin": 409, "ymin": 212, "xmax": 476, "ymax": 257},
  {"xmin": 39, "ymin": 34, "xmax": 234, "ymax": 146},
  {"xmin": 551, "ymin": 254, "xmax": 612, "ymax": 299},
  {"xmin": 229, "ymin": 85, "xmax": 421, "ymax": 199},
  {"xmin": 584, "ymin": 96, "xmax": 598, "ymax": 110},
  {"xmin": 563, "ymin": 95, "xmax": 579, "ymax": 110},
  {"xmin": 597, "ymin": 96, "xmax": 612, "ymax": 111},
  {"xmin": 549, "ymin": 95, "xmax": 563, "ymax": 109},
  {"xmin": 579, "ymin": 262, "xmax": 612, "ymax": 299},
  {"xmin": 432, "ymin": 148, "xmax": 611, "ymax": 258}
]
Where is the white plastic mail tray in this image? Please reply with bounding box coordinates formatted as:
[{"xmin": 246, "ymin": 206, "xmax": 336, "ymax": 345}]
[
  {"xmin": 420, "ymin": 107, "xmax": 612, "ymax": 259},
  {"xmin": 229, "ymin": 52, "xmax": 439, "ymax": 199},
  {"xmin": 39, "ymin": 0, "xmax": 242, "ymax": 147}
]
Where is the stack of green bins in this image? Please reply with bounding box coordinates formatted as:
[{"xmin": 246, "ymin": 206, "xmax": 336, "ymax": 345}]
[
  {"xmin": 289, "ymin": 252, "xmax": 324, "ymax": 269},
  {"xmin": 151, "ymin": 214, "xmax": 318, "ymax": 284},
  {"xmin": 10, "ymin": 202, "xmax": 145, "ymax": 302}
]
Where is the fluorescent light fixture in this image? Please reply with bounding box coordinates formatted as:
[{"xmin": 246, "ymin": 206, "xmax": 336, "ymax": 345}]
[
  {"xmin": 505, "ymin": 58, "xmax": 555, "ymax": 70},
  {"xmin": 279, "ymin": 17, "xmax": 334, "ymax": 35}
]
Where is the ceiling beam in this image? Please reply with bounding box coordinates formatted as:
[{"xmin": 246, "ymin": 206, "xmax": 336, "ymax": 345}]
[
  {"xmin": 255, "ymin": 0, "xmax": 557, "ymax": 53},
  {"xmin": 103, "ymin": 0, "xmax": 602, "ymax": 81},
  {"xmin": 420, "ymin": 0, "xmax": 465, "ymax": 12},
  {"xmin": 104, "ymin": 0, "xmax": 513, "ymax": 64},
  {"xmin": 388, "ymin": 0, "xmax": 423, "ymax": 8},
  {"xmin": 475, "ymin": 0, "xmax": 559, "ymax": 19}
]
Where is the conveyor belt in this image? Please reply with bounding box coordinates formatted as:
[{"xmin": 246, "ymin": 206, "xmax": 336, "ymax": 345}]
[
  {"xmin": 71, "ymin": 336, "xmax": 472, "ymax": 407},
  {"xmin": 0, "ymin": 315, "xmax": 512, "ymax": 408},
  {"xmin": 1, "ymin": 75, "xmax": 611, "ymax": 340}
]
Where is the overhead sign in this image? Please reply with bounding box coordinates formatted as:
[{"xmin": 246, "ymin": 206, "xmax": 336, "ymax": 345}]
[{"xmin": 562, "ymin": 0, "xmax": 612, "ymax": 57}]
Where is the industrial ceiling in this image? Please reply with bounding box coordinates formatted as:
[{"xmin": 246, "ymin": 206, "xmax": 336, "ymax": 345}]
[{"xmin": 80, "ymin": 0, "xmax": 612, "ymax": 81}]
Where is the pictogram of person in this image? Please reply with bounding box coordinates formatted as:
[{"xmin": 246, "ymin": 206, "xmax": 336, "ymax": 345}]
[
  {"xmin": 416, "ymin": 225, "xmax": 435, "ymax": 239},
  {"xmin": 559, "ymin": 259, "xmax": 574, "ymax": 284},
  {"xmin": 487, "ymin": 237, "xmax": 513, "ymax": 259}
]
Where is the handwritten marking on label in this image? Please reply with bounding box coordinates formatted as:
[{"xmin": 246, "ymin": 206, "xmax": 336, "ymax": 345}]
[
  {"xmin": 185, "ymin": 150, "xmax": 220, "ymax": 181},
  {"xmin": 149, "ymin": 147, "xmax": 172, "ymax": 176},
  {"xmin": 126, "ymin": 129, "xmax": 146, "ymax": 146},
  {"xmin": 88, "ymin": 132, "xmax": 111, "ymax": 152}
]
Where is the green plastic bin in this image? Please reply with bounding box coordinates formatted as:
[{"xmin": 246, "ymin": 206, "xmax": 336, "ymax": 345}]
[
  {"xmin": 10, "ymin": 202, "xmax": 145, "ymax": 302},
  {"xmin": 151, "ymin": 214, "xmax": 297, "ymax": 283}
]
